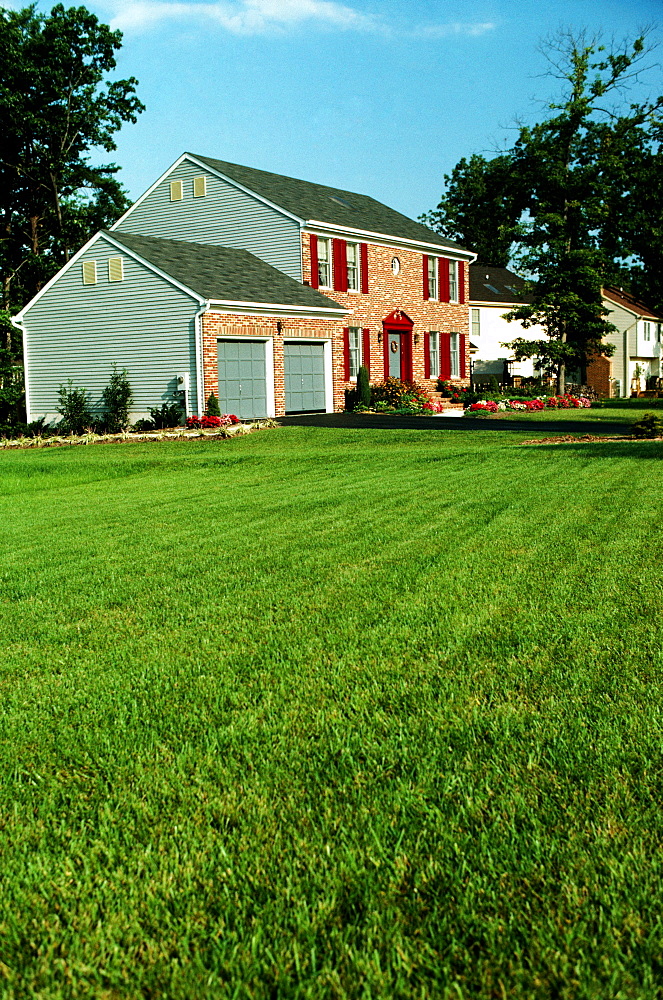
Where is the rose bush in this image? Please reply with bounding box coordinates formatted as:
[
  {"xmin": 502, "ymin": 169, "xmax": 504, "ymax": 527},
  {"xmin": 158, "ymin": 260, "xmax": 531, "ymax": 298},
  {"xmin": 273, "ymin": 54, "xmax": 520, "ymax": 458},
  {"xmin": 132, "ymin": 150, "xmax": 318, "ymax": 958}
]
[{"xmin": 186, "ymin": 414, "xmax": 240, "ymax": 429}]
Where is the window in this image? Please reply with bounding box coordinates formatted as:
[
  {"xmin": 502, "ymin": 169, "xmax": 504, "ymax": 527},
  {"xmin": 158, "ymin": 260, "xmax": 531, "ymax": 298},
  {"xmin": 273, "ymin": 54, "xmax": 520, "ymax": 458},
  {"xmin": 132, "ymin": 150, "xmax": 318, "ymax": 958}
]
[
  {"xmin": 450, "ymin": 333, "xmax": 460, "ymax": 378},
  {"xmin": 644, "ymin": 321, "xmax": 651, "ymax": 341},
  {"xmin": 108, "ymin": 257, "xmax": 123, "ymax": 282},
  {"xmin": 82, "ymin": 260, "xmax": 97, "ymax": 285},
  {"xmin": 427, "ymin": 256, "xmax": 438, "ymax": 300},
  {"xmin": 428, "ymin": 331, "xmax": 439, "ymax": 377},
  {"xmin": 347, "ymin": 242, "xmax": 359, "ymax": 291},
  {"xmin": 349, "ymin": 327, "xmax": 361, "ymax": 378},
  {"xmin": 193, "ymin": 175, "xmax": 207, "ymax": 197},
  {"xmin": 449, "ymin": 261, "xmax": 458, "ymax": 302},
  {"xmin": 471, "ymin": 308, "xmax": 480, "ymax": 338},
  {"xmin": 317, "ymin": 238, "xmax": 330, "ymax": 287},
  {"xmin": 170, "ymin": 180, "xmax": 183, "ymax": 201}
]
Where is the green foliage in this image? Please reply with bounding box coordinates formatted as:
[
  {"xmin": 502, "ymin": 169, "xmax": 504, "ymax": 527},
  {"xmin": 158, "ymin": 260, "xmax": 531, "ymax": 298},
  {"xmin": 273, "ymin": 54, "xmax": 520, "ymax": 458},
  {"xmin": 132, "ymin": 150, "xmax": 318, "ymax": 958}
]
[
  {"xmin": 131, "ymin": 418, "xmax": 156, "ymax": 433},
  {"xmin": 0, "ymin": 347, "xmax": 25, "ymax": 426},
  {"xmin": 0, "ymin": 427, "xmax": 662, "ymax": 995},
  {"xmin": 149, "ymin": 401, "xmax": 183, "ymax": 429},
  {"xmin": 0, "ymin": 3, "xmax": 144, "ymax": 313},
  {"xmin": 205, "ymin": 392, "xmax": 221, "ymax": 417},
  {"xmin": 632, "ymin": 412, "xmax": 663, "ymax": 438},
  {"xmin": 370, "ymin": 377, "xmax": 430, "ymax": 411},
  {"xmin": 356, "ymin": 366, "xmax": 371, "ymax": 408},
  {"xmin": 56, "ymin": 380, "xmax": 94, "ymax": 434},
  {"xmin": 101, "ymin": 365, "xmax": 133, "ymax": 432}
]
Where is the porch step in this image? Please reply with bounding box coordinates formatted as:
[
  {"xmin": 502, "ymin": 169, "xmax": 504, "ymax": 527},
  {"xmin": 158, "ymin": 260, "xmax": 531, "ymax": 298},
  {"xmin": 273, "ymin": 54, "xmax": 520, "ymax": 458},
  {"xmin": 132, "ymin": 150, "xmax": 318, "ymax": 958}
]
[{"xmin": 429, "ymin": 392, "xmax": 464, "ymax": 409}]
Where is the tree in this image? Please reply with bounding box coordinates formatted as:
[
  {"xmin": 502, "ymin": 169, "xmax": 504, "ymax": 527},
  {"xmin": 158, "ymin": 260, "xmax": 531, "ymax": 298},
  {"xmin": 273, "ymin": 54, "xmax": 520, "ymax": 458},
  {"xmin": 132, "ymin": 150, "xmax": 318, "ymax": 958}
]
[
  {"xmin": 420, "ymin": 153, "xmax": 522, "ymax": 267},
  {"xmin": 0, "ymin": 4, "xmax": 144, "ymax": 336}
]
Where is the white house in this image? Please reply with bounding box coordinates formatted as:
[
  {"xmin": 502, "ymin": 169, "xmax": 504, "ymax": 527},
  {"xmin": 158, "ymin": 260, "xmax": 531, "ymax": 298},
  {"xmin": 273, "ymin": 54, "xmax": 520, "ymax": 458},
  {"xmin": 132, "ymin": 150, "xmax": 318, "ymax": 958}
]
[{"xmin": 589, "ymin": 287, "xmax": 662, "ymax": 398}]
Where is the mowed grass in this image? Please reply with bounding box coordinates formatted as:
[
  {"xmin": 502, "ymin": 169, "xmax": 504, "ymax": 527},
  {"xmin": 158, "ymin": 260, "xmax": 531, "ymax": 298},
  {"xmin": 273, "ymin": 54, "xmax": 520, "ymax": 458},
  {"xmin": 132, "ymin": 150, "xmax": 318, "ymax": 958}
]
[{"xmin": 1, "ymin": 421, "xmax": 663, "ymax": 999}]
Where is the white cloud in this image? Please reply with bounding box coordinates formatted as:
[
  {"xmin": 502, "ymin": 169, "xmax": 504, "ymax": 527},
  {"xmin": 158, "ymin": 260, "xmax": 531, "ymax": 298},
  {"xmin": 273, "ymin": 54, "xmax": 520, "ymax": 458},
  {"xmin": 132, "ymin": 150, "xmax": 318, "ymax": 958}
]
[
  {"xmin": 104, "ymin": 0, "xmax": 496, "ymax": 38},
  {"xmin": 106, "ymin": 0, "xmax": 378, "ymax": 34}
]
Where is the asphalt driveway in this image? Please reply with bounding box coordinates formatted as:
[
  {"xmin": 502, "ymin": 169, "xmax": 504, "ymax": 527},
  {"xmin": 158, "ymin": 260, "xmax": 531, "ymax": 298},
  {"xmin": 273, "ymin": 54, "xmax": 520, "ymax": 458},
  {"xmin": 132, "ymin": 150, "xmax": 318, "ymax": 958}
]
[{"xmin": 279, "ymin": 411, "xmax": 632, "ymax": 435}]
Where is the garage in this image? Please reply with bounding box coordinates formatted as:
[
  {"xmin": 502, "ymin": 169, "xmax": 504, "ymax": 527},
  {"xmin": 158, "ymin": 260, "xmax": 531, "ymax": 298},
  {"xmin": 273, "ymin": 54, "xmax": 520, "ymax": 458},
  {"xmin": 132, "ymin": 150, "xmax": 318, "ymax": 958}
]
[
  {"xmin": 284, "ymin": 342, "xmax": 326, "ymax": 413},
  {"xmin": 216, "ymin": 339, "xmax": 267, "ymax": 420}
]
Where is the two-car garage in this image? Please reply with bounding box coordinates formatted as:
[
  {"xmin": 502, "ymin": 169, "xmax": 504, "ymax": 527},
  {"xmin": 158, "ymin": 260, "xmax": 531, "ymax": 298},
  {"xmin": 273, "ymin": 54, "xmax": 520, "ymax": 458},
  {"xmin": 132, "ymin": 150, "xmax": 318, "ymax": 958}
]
[{"xmin": 216, "ymin": 339, "xmax": 328, "ymax": 418}]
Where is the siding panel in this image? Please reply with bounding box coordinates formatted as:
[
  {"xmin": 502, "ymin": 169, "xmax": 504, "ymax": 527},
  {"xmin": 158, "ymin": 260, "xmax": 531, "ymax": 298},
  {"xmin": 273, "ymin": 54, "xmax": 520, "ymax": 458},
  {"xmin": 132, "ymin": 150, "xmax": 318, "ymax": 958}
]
[
  {"xmin": 23, "ymin": 236, "xmax": 201, "ymax": 422},
  {"xmin": 115, "ymin": 160, "xmax": 302, "ymax": 281}
]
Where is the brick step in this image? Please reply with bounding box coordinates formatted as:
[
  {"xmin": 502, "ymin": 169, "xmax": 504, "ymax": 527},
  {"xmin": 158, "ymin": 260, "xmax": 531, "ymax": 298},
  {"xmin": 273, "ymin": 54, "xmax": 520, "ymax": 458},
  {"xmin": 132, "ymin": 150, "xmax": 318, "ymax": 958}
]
[{"xmin": 429, "ymin": 392, "xmax": 464, "ymax": 409}]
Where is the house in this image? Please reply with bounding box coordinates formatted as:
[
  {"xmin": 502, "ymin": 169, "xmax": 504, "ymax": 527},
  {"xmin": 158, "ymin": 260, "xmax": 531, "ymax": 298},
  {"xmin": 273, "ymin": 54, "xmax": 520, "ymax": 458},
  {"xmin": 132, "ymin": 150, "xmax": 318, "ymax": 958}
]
[
  {"xmin": 469, "ymin": 264, "xmax": 546, "ymax": 385},
  {"xmin": 14, "ymin": 153, "xmax": 475, "ymax": 423},
  {"xmin": 587, "ymin": 287, "xmax": 662, "ymax": 398}
]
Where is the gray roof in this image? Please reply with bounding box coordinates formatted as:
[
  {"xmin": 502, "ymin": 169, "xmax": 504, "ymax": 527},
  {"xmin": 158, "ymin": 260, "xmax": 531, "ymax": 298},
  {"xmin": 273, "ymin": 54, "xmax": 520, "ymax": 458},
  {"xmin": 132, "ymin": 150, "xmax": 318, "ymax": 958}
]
[
  {"xmin": 470, "ymin": 264, "xmax": 533, "ymax": 305},
  {"xmin": 105, "ymin": 231, "xmax": 344, "ymax": 310},
  {"xmin": 192, "ymin": 154, "xmax": 468, "ymax": 254}
]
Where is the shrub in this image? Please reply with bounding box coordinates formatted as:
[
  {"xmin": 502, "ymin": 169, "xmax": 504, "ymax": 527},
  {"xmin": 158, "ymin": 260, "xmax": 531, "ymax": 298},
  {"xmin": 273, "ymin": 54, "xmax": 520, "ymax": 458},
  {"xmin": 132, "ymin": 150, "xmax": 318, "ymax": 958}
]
[
  {"xmin": 370, "ymin": 378, "xmax": 431, "ymax": 412},
  {"xmin": 632, "ymin": 413, "xmax": 663, "ymax": 439},
  {"xmin": 149, "ymin": 402, "xmax": 183, "ymax": 429},
  {"xmin": 132, "ymin": 418, "xmax": 156, "ymax": 433},
  {"xmin": 356, "ymin": 366, "xmax": 371, "ymax": 408},
  {"xmin": 186, "ymin": 414, "xmax": 240, "ymax": 429},
  {"xmin": 101, "ymin": 366, "xmax": 133, "ymax": 432},
  {"xmin": 56, "ymin": 380, "xmax": 94, "ymax": 434},
  {"xmin": 205, "ymin": 393, "xmax": 221, "ymax": 416}
]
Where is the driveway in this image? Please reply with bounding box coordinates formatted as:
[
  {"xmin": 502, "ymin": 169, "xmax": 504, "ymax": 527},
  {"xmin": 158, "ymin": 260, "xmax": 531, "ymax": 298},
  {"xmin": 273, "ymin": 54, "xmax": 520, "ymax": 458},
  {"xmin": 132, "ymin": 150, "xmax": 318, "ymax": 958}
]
[{"xmin": 279, "ymin": 411, "xmax": 632, "ymax": 435}]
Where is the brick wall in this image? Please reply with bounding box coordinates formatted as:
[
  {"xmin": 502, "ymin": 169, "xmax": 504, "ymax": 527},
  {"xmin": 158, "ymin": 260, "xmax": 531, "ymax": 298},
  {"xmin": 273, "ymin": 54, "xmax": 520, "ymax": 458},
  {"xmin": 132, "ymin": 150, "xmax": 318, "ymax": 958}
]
[
  {"xmin": 302, "ymin": 233, "xmax": 470, "ymax": 390},
  {"xmin": 201, "ymin": 312, "xmax": 344, "ymax": 416},
  {"xmin": 586, "ymin": 354, "xmax": 613, "ymax": 398}
]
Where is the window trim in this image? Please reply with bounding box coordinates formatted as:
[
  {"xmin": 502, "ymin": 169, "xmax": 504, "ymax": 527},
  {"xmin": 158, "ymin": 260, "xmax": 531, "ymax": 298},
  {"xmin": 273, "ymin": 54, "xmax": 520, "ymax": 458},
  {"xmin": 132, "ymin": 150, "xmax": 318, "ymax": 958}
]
[
  {"xmin": 346, "ymin": 241, "xmax": 359, "ymax": 293},
  {"xmin": 450, "ymin": 332, "xmax": 460, "ymax": 378},
  {"xmin": 448, "ymin": 261, "xmax": 458, "ymax": 303},
  {"xmin": 348, "ymin": 326, "xmax": 361, "ymax": 379},
  {"xmin": 471, "ymin": 308, "xmax": 480, "ymax": 338},
  {"xmin": 428, "ymin": 331, "xmax": 439, "ymax": 378},
  {"xmin": 317, "ymin": 237, "xmax": 331, "ymax": 289},
  {"xmin": 427, "ymin": 256, "xmax": 438, "ymax": 301}
]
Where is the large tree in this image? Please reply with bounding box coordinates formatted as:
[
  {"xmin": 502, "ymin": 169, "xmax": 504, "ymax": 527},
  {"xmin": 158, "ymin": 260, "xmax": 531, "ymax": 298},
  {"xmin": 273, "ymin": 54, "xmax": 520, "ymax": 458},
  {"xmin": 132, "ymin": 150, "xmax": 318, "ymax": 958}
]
[
  {"xmin": 424, "ymin": 31, "xmax": 663, "ymax": 392},
  {"xmin": 0, "ymin": 3, "xmax": 144, "ymax": 342}
]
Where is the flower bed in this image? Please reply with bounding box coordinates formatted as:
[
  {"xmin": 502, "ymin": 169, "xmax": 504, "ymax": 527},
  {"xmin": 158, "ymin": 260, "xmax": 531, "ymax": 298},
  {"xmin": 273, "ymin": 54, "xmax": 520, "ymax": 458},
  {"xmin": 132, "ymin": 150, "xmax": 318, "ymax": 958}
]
[
  {"xmin": 466, "ymin": 395, "xmax": 591, "ymax": 415},
  {"xmin": 186, "ymin": 414, "xmax": 240, "ymax": 429}
]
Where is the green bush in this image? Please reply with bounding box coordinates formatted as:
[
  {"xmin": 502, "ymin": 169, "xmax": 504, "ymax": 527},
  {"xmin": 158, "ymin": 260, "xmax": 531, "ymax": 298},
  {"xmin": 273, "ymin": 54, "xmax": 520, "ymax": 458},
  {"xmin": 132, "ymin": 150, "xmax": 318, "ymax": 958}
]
[
  {"xmin": 56, "ymin": 381, "xmax": 94, "ymax": 434},
  {"xmin": 370, "ymin": 378, "xmax": 430, "ymax": 412},
  {"xmin": 205, "ymin": 393, "xmax": 221, "ymax": 416},
  {"xmin": 632, "ymin": 412, "xmax": 663, "ymax": 438},
  {"xmin": 356, "ymin": 366, "xmax": 371, "ymax": 408},
  {"xmin": 101, "ymin": 366, "xmax": 133, "ymax": 432},
  {"xmin": 0, "ymin": 348, "xmax": 26, "ymax": 427},
  {"xmin": 131, "ymin": 418, "xmax": 156, "ymax": 433},
  {"xmin": 149, "ymin": 401, "xmax": 183, "ymax": 429}
]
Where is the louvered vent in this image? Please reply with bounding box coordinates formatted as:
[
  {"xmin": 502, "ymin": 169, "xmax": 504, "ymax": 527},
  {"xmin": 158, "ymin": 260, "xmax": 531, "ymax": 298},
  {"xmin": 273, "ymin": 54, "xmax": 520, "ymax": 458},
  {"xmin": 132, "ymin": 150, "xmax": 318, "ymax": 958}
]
[
  {"xmin": 193, "ymin": 175, "xmax": 206, "ymax": 198},
  {"xmin": 108, "ymin": 257, "xmax": 124, "ymax": 282},
  {"xmin": 170, "ymin": 180, "xmax": 183, "ymax": 201},
  {"xmin": 82, "ymin": 261, "xmax": 97, "ymax": 285}
]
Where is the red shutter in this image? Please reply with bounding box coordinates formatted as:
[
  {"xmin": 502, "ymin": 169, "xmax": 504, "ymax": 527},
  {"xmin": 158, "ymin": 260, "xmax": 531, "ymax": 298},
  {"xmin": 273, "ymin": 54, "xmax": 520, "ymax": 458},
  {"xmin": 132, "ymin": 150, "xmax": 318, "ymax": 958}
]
[
  {"xmin": 333, "ymin": 239, "xmax": 347, "ymax": 292},
  {"xmin": 458, "ymin": 261, "xmax": 465, "ymax": 304},
  {"xmin": 383, "ymin": 330, "xmax": 389, "ymax": 377},
  {"xmin": 422, "ymin": 255, "xmax": 429, "ymax": 300},
  {"xmin": 424, "ymin": 332, "xmax": 430, "ymax": 379},
  {"xmin": 360, "ymin": 243, "xmax": 369, "ymax": 294},
  {"xmin": 439, "ymin": 257, "xmax": 450, "ymax": 302},
  {"xmin": 310, "ymin": 234, "xmax": 319, "ymax": 289},
  {"xmin": 404, "ymin": 332, "xmax": 413, "ymax": 381},
  {"xmin": 362, "ymin": 328, "xmax": 370, "ymax": 376},
  {"xmin": 440, "ymin": 332, "xmax": 451, "ymax": 380},
  {"xmin": 343, "ymin": 328, "xmax": 350, "ymax": 380},
  {"xmin": 460, "ymin": 333, "xmax": 467, "ymax": 378}
]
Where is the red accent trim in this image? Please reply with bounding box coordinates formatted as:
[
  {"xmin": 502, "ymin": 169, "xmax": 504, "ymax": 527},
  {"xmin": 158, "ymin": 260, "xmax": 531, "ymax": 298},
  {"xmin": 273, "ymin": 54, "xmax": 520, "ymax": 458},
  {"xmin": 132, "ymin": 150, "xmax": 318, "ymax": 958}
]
[
  {"xmin": 424, "ymin": 332, "xmax": 430, "ymax": 379},
  {"xmin": 460, "ymin": 332, "xmax": 467, "ymax": 378},
  {"xmin": 343, "ymin": 328, "xmax": 350, "ymax": 381},
  {"xmin": 362, "ymin": 329, "xmax": 370, "ymax": 376},
  {"xmin": 458, "ymin": 261, "xmax": 465, "ymax": 304},
  {"xmin": 440, "ymin": 331, "xmax": 451, "ymax": 380},
  {"xmin": 439, "ymin": 257, "xmax": 450, "ymax": 302},
  {"xmin": 422, "ymin": 254, "xmax": 429, "ymax": 300},
  {"xmin": 360, "ymin": 243, "xmax": 369, "ymax": 294},
  {"xmin": 309, "ymin": 234, "xmax": 319, "ymax": 289},
  {"xmin": 383, "ymin": 329, "xmax": 390, "ymax": 377},
  {"xmin": 402, "ymin": 331, "xmax": 413, "ymax": 381},
  {"xmin": 333, "ymin": 239, "xmax": 347, "ymax": 292},
  {"xmin": 382, "ymin": 309, "xmax": 414, "ymax": 329}
]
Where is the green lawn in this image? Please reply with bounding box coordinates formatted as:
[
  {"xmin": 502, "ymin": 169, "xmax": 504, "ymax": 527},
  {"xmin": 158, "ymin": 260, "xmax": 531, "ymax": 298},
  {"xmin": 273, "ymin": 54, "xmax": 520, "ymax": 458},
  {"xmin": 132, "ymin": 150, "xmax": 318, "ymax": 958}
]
[{"xmin": 1, "ymin": 418, "xmax": 663, "ymax": 999}]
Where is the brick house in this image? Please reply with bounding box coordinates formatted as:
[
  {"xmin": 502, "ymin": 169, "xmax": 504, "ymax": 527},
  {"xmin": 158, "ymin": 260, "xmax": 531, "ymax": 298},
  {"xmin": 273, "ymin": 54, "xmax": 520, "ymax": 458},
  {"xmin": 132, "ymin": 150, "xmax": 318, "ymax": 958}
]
[{"xmin": 15, "ymin": 153, "xmax": 475, "ymax": 421}]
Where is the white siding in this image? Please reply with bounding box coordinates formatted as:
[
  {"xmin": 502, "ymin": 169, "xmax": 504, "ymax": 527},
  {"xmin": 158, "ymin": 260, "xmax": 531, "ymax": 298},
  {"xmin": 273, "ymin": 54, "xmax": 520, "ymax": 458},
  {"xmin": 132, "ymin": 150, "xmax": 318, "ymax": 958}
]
[{"xmin": 470, "ymin": 304, "xmax": 545, "ymax": 380}]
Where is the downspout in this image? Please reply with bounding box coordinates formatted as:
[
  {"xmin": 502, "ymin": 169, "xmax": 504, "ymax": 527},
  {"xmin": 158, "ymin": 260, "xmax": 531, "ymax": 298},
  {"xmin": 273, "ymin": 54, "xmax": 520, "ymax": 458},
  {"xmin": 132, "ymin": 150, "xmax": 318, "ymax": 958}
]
[
  {"xmin": 194, "ymin": 302, "xmax": 209, "ymax": 418},
  {"xmin": 10, "ymin": 315, "xmax": 29, "ymax": 423}
]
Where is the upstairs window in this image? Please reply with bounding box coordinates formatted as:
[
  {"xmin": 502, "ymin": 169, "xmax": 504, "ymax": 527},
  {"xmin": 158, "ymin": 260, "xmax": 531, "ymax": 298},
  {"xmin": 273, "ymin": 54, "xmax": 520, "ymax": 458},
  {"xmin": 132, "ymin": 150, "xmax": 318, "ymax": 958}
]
[
  {"xmin": 449, "ymin": 261, "xmax": 458, "ymax": 302},
  {"xmin": 108, "ymin": 257, "xmax": 124, "ymax": 282},
  {"xmin": 471, "ymin": 308, "xmax": 480, "ymax": 337},
  {"xmin": 427, "ymin": 256, "xmax": 438, "ymax": 300},
  {"xmin": 644, "ymin": 321, "xmax": 652, "ymax": 341},
  {"xmin": 170, "ymin": 180, "xmax": 183, "ymax": 201},
  {"xmin": 82, "ymin": 260, "xmax": 97, "ymax": 285},
  {"xmin": 193, "ymin": 175, "xmax": 207, "ymax": 197},
  {"xmin": 347, "ymin": 242, "xmax": 359, "ymax": 291},
  {"xmin": 317, "ymin": 237, "xmax": 330, "ymax": 288}
]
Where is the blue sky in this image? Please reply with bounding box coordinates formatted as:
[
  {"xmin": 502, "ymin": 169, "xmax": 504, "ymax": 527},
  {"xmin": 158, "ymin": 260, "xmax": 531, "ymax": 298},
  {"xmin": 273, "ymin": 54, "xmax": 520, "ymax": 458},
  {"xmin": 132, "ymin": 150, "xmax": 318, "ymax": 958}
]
[{"xmin": 34, "ymin": 0, "xmax": 663, "ymax": 219}]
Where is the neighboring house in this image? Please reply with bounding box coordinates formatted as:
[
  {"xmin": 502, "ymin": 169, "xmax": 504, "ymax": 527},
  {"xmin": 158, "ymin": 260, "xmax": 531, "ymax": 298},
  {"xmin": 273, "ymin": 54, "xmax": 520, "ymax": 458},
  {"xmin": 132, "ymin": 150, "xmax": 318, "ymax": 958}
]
[
  {"xmin": 587, "ymin": 287, "xmax": 663, "ymax": 398},
  {"xmin": 15, "ymin": 153, "xmax": 475, "ymax": 422},
  {"xmin": 469, "ymin": 264, "xmax": 546, "ymax": 384}
]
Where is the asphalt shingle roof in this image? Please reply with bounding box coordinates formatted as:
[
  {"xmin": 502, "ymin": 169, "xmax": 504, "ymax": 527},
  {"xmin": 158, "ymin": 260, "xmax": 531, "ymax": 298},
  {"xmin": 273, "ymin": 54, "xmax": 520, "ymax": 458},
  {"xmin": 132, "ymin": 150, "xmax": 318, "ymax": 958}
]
[
  {"xmin": 192, "ymin": 154, "xmax": 468, "ymax": 254},
  {"xmin": 469, "ymin": 264, "xmax": 533, "ymax": 305},
  {"xmin": 105, "ymin": 231, "xmax": 344, "ymax": 310}
]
